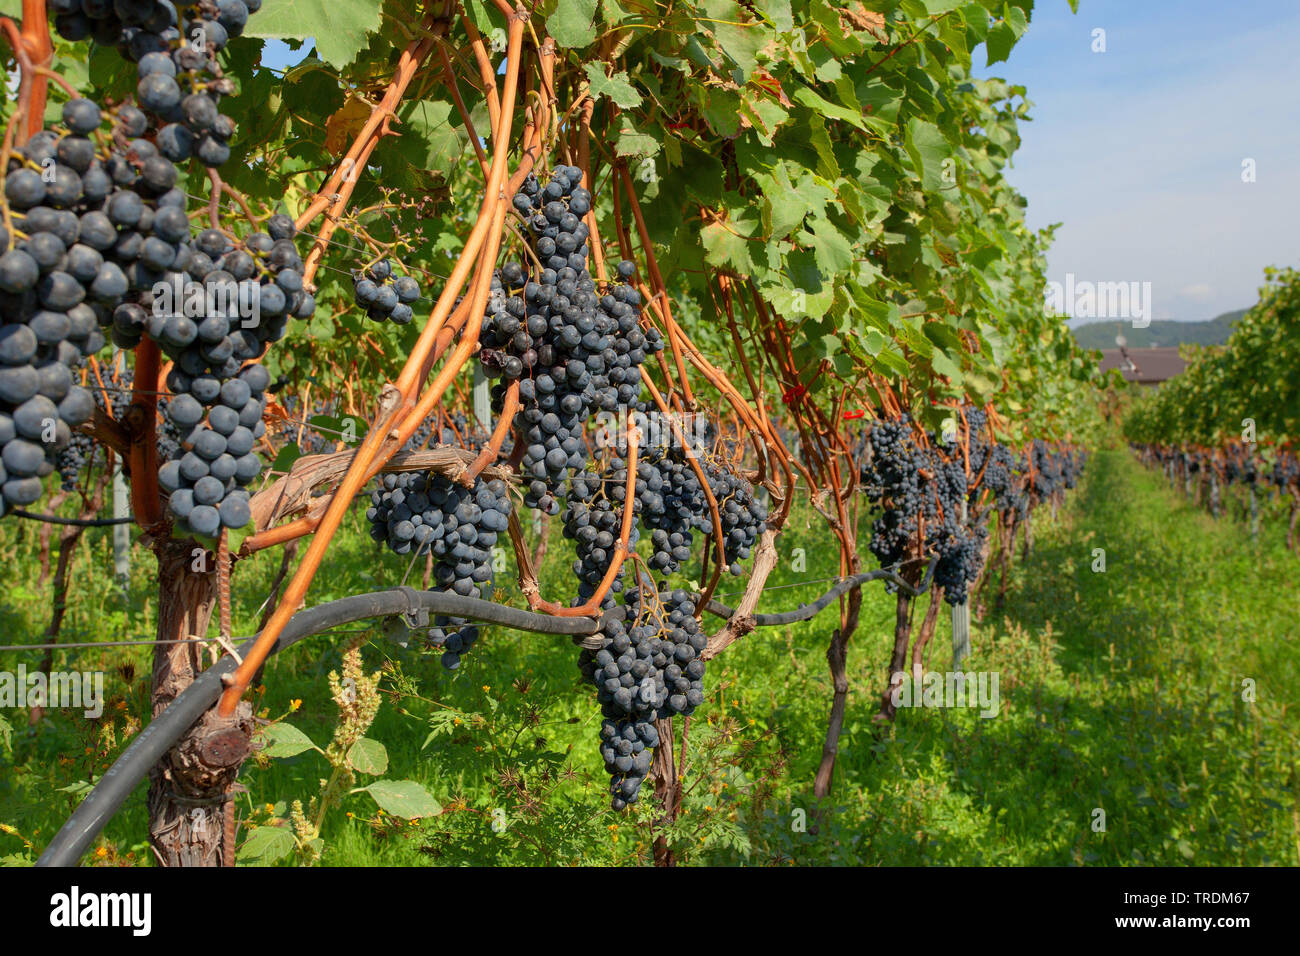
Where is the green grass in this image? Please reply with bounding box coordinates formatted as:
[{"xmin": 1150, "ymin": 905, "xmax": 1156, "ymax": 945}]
[{"xmin": 1, "ymin": 444, "xmax": 1296, "ymax": 866}]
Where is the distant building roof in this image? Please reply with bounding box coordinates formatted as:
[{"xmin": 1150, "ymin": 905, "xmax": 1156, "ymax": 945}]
[{"xmin": 1098, "ymin": 347, "xmax": 1187, "ymax": 384}]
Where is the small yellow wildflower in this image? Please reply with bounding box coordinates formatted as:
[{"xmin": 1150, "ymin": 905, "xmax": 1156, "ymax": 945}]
[
  {"xmin": 95, "ymin": 847, "xmax": 107, "ymax": 858},
  {"xmin": 289, "ymin": 699, "xmax": 302, "ymax": 712},
  {"xmin": 482, "ymin": 685, "xmax": 491, "ymax": 693}
]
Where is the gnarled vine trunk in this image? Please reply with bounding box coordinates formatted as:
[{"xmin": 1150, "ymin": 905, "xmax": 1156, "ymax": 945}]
[
  {"xmin": 651, "ymin": 715, "xmax": 677, "ymax": 867},
  {"xmin": 910, "ymin": 584, "xmax": 945, "ymax": 681},
  {"xmin": 876, "ymin": 573, "xmax": 917, "ymax": 723},
  {"xmin": 147, "ymin": 538, "xmax": 253, "ymax": 867},
  {"xmin": 812, "ymin": 581, "xmax": 863, "ymax": 798}
]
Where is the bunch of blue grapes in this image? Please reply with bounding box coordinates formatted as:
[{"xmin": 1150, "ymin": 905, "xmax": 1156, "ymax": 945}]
[
  {"xmin": 926, "ymin": 414, "xmax": 987, "ymax": 604},
  {"xmin": 860, "ymin": 416, "xmax": 929, "ymax": 577},
  {"xmin": 561, "ymin": 455, "xmax": 641, "ymax": 610},
  {"xmin": 0, "ymin": 99, "xmax": 152, "ymax": 512},
  {"xmin": 148, "ymin": 210, "xmax": 310, "ymax": 537},
  {"xmin": 478, "ymin": 166, "xmax": 663, "ymax": 514},
  {"xmin": 353, "ymin": 259, "xmax": 421, "ymax": 324},
  {"xmin": 51, "ymin": 0, "xmax": 260, "ymax": 167},
  {"xmin": 52, "ymin": 370, "xmax": 137, "ymax": 490},
  {"xmin": 961, "ymin": 405, "xmax": 991, "ymax": 492},
  {"xmin": 578, "ymin": 583, "xmax": 706, "ymax": 810},
  {"xmin": 861, "ymin": 415, "xmax": 985, "ymax": 604},
  {"xmin": 30, "ymin": 1, "xmax": 301, "ymax": 536},
  {"xmin": 365, "ymin": 470, "xmax": 512, "ymax": 670},
  {"xmin": 1027, "ymin": 438, "xmax": 1066, "ymax": 500},
  {"xmin": 638, "ymin": 442, "xmax": 703, "ymax": 575},
  {"xmin": 273, "ymin": 395, "xmax": 343, "ymax": 457},
  {"xmin": 981, "ymin": 442, "xmax": 1029, "ymax": 520},
  {"xmin": 1271, "ymin": 450, "xmax": 1299, "ymax": 494},
  {"xmin": 700, "ymin": 456, "xmax": 768, "ymax": 575},
  {"xmin": 618, "ymin": 416, "xmax": 767, "ymax": 578}
]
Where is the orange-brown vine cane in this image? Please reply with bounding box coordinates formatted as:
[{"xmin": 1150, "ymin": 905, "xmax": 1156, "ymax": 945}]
[{"xmin": 216, "ymin": 9, "xmax": 529, "ymax": 716}]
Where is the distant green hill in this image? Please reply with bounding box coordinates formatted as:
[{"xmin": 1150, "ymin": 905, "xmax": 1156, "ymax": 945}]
[{"xmin": 1071, "ymin": 309, "xmax": 1247, "ymax": 350}]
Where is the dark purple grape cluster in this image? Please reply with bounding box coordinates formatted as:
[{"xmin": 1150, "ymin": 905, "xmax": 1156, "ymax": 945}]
[
  {"xmin": 700, "ymin": 456, "xmax": 767, "ymax": 575},
  {"xmin": 0, "ymin": 99, "xmax": 140, "ymax": 511},
  {"xmin": 156, "ymin": 362, "xmax": 270, "ymax": 534},
  {"xmin": 353, "ymin": 259, "xmax": 421, "ymax": 325},
  {"xmin": 562, "ymin": 454, "xmax": 641, "ymax": 610},
  {"xmin": 51, "ymin": 0, "xmax": 262, "ymax": 167},
  {"xmin": 274, "ymin": 394, "xmax": 340, "ymax": 457},
  {"xmin": 578, "ymin": 582, "xmax": 706, "ymax": 810},
  {"xmin": 861, "ymin": 415, "xmax": 986, "ymax": 604},
  {"xmin": 147, "ymin": 210, "xmax": 314, "ymax": 537},
  {"xmin": 980, "ymin": 443, "xmax": 1027, "ymax": 518},
  {"xmin": 54, "ymin": 429, "xmax": 94, "ymax": 491},
  {"xmin": 625, "ymin": 418, "xmax": 766, "ymax": 578},
  {"xmin": 860, "ymin": 416, "xmax": 926, "ymax": 574},
  {"xmin": 365, "ymin": 470, "xmax": 512, "ymax": 670},
  {"xmin": 18, "ymin": 2, "xmax": 303, "ymax": 532},
  {"xmin": 638, "ymin": 443, "xmax": 701, "ymax": 574},
  {"xmin": 61, "ymin": 371, "xmax": 131, "ymax": 481},
  {"xmin": 479, "ymin": 166, "xmax": 663, "ymax": 514},
  {"xmin": 1270, "ymin": 449, "xmax": 1298, "ymax": 493}
]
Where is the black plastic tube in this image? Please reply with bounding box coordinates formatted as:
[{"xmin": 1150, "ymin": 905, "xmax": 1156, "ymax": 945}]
[
  {"xmin": 35, "ymin": 587, "xmax": 599, "ymax": 868},
  {"xmin": 36, "ymin": 559, "xmax": 938, "ymax": 867},
  {"xmin": 10, "ymin": 509, "xmax": 136, "ymax": 527},
  {"xmin": 701, "ymin": 559, "xmax": 938, "ymax": 626}
]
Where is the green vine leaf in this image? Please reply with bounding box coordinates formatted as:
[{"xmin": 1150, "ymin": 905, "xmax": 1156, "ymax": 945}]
[
  {"xmin": 584, "ymin": 63, "xmax": 643, "ymax": 109},
  {"xmin": 245, "ymin": 0, "xmax": 383, "ymax": 70},
  {"xmin": 548, "ymin": 0, "xmax": 600, "ymax": 49}
]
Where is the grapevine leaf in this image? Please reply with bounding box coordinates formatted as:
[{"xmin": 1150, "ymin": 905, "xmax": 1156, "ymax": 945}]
[
  {"xmin": 614, "ymin": 120, "xmax": 660, "ymax": 158},
  {"xmin": 904, "ymin": 118, "xmax": 952, "ymax": 191},
  {"xmin": 462, "ymin": 0, "xmax": 497, "ymax": 33},
  {"xmin": 702, "ymin": 0, "xmax": 767, "ymax": 82},
  {"xmin": 547, "ymin": 0, "xmax": 600, "ymax": 48},
  {"xmin": 584, "ymin": 64, "xmax": 643, "ymax": 109},
  {"xmin": 697, "ymin": 85, "xmax": 742, "ymax": 138},
  {"xmin": 381, "ymin": 98, "xmax": 466, "ymax": 181},
  {"xmin": 750, "ymin": 0, "xmax": 790, "ymax": 30},
  {"xmin": 701, "ymin": 222, "xmax": 755, "ymax": 274},
  {"xmin": 245, "ymin": 0, "xmax": 383, "ymax": 70},
  {"xmin": 985, "ymin": 3, "xmax": 1028, "ymax": 66},
  {"xmin": 271, "ymin": 442, "xmax": 303, "ymax": 474},
  {"xmin": 791, "ymin": 86, "xmax": 867, "ymax": 133}
]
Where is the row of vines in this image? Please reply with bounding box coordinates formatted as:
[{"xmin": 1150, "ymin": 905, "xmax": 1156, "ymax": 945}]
[
  {"xmin": 1, "ymin": 0, "xmax": 1104, "ymax": 866},
  {"xmin": 1124, "ymin": 266, "xmax": 1300, "ymax": 547}
]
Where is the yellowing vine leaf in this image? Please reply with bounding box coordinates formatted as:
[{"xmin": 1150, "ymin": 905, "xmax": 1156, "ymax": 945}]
[{"xmin": 324, "ymin": 97, "xmax": 372, "ymax": 156}]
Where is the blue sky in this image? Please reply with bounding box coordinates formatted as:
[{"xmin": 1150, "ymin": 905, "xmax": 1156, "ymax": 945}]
[{"xmin": 976, "ymin": 0, "xmax": 1300, "ymax": 324}]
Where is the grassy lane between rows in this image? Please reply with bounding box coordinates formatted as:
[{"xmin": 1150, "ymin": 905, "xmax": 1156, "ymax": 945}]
[{"xmin": 0, "ymin": 443, "xmax": 1294, "ymax": 865}]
